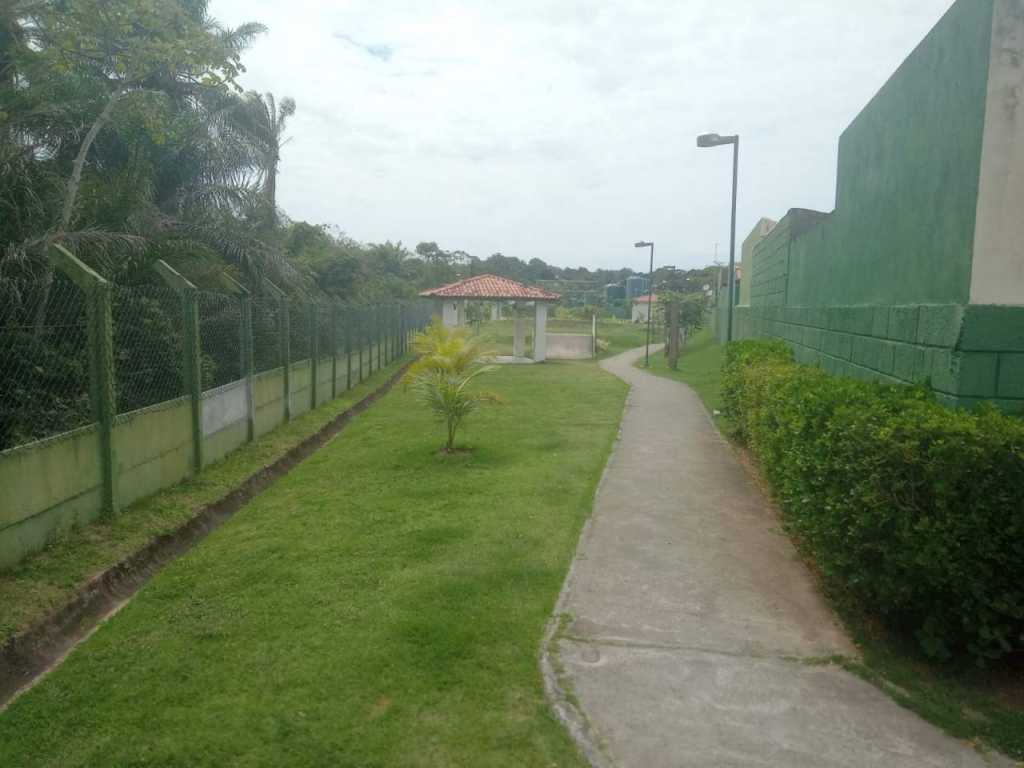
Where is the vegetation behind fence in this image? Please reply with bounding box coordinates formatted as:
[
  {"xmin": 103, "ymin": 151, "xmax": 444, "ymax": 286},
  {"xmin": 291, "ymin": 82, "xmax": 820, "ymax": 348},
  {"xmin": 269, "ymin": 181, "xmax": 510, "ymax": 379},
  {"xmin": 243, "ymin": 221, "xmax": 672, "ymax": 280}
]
[{"xmin": 0, "ymin": 250, "xmax": 432, "ymax": 570}]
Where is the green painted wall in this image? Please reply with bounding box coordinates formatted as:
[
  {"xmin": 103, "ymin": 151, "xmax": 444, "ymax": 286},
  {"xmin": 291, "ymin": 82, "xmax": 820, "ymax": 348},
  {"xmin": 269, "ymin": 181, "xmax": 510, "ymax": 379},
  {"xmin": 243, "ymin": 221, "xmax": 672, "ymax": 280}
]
[
  {"xmin": 735, "ymin": 303, "xmax": 1024, "ymax": 413},
  {"xmin": 2, "ymin": 350, "xmax": 368, "ymax": 569},
  {"xmin": 289, "ymin": 361, "xmax": 312, "ymax": 418},
  {"xmin": 115, "ymin": 398, "xmax": 194, "ymax": 509},
  {"xmin": 254, "ymin": 369, "xmax": 287, "ymax": 438},
  {"xmin": 738, "ymin": 0, "xmax": 1022, "ymax": 412},
  {"xmin": 203, "ymin": 419, "xmax": 250, "ymax": 467},
  {"xmin": 784, "ymin": 0, "xmax": 994, "ymax": 307},
  {"xmin": 0, "ymin": 426, "xmax": 103, "ymax": 570}
]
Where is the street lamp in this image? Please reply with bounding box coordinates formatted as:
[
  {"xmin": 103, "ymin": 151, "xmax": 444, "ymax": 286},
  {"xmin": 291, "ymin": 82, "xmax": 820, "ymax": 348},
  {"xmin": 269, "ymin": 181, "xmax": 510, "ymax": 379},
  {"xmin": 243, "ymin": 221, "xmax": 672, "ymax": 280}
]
[
  {"xmin": 697, "ymin": 132, "xmax": 739, "ymax": 342},
  {"xmin": 635, "ymin": 241, "xmax": 654, "ymax": 367}
]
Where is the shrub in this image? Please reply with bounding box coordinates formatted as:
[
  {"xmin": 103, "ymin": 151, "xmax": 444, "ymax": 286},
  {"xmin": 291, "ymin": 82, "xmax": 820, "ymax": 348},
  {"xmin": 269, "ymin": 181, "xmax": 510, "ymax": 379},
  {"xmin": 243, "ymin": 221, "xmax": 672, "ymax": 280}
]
[
  {"xmin": 404, "ymin": 320, "xmax": 500, "ymax": 452},
  {"xmin": 723, "ymin": 340, "xmax": 1024, "ymax": 662}
]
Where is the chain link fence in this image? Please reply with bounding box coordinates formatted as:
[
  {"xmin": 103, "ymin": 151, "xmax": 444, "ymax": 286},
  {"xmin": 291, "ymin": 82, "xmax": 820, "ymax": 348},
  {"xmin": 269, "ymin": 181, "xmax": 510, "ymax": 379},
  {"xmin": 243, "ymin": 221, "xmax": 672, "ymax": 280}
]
[
  {"xmin": 0, "ymin": 272, "xmax": 93, "ymax": 450},
  {"xmin": 197, "ymin": 291, "xmax": 243, "ymax": 389},
  {"xmin": 252, "ymin": 295, "xmax": 281, "ymax": 374},
  {"xmin": 288, "ymin": 301, "xmax": 311, "ymax": 363},
  {"xmin": 2, "ymin": 267, "xmax": 429, "ymax": 453},
  {"xmin": 318, "ymin": 305, "xmax": 335, "ymax": 360},
  {"xmin": 111, "ymin": 283, "xmax": 185, "ymax": 414}
]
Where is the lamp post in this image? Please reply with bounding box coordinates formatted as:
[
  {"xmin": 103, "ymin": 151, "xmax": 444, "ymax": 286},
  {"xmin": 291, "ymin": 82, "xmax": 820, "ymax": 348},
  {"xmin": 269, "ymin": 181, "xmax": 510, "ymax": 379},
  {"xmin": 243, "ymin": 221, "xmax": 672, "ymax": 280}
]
[
  {"xmin": 697, "ymin": 132, "xmax": 739, "ymax": 342},
  {"xmin": 634, "ymin": 241, "xmax": 654, "ymax": 367}
]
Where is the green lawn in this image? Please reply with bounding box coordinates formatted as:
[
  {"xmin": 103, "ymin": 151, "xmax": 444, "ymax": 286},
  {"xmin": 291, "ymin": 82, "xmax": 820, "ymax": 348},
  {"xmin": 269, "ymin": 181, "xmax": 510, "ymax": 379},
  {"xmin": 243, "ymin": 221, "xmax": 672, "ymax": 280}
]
[
  {"xmin": 639, "ymin": 327, "xmax": 724, "ymax": 414},
  {"xmin": 0, "ymin": 361, "xmax": 627, "ymax": 767},
  {"xmin": 641, "ymin": 328, "xmax": 1024, "ymax": 760},
  {"xmin": 0, "ymin": 352, "xmax": 406, "ymax": 647}
]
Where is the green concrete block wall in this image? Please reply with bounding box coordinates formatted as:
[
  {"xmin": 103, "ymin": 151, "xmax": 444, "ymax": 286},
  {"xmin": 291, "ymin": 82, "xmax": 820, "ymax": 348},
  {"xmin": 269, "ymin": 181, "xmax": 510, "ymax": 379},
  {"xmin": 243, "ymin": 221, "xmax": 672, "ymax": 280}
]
[
  {"xmin": 736, "ymin": 1, "xmax": 1022, "ymax": 413},
  {"xmin": 735, "ymin": 304, "xmax": 1024, "ymax": 413},
  {"xmin": 784, "ymin": 0, "xmax": 993, "ymax": 307},
  {"xmin": 0, "ymin": 426, "xmax": 103, "ymax": 569}
]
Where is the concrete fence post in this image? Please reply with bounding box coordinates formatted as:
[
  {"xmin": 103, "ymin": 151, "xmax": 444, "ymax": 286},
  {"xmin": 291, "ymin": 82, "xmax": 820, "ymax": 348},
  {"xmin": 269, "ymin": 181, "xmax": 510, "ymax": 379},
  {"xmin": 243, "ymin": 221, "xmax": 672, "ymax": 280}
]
[
  {"xmin": 183, "ymin": 290, "xmax": 203, "ymax": 471},
  {"xmin": 367, "ymin": 307, "xmax": 374, "ymax": 377},
  {"xmin": 345, "ymin": 307, "xmax": 353, "ymax": 390},
  {"xmin": 91, "ymin": 277, "xmax": 118, "ymax": 512},
  {"xmin": 330, "ymin": 304, "xmax": 338, "ymax": 400},
  {"xmin": 218, "ymin": 272, "xmax": 254, "ymax": 443},
  {"xmin": 240, "ymin": 293, "xmax": 255, "ymax": 442},
  {"xmin": 309, "ymin": 302, "xmax": 319, "ymax": 410},
  {"xmin": 154, "ymin": 259, "xmax": 203, "ymax": 473},
  {"xmin": 358, "ymin": 308, "xmax": 365, "ymax": 383},
  {"xmin": 280, "ymin": 296, "xmax": 291, "ymax": 422},
  {"xmin": 50, "ymin": 244, "xmax": 119, "ymax": 515},
  {"xmin": 399, "ymin": 304, "xmax": 406, "ymax": 356},
  {"xmin": 376, "ymin": 305, "xmax": 383, "ymax": 371}
]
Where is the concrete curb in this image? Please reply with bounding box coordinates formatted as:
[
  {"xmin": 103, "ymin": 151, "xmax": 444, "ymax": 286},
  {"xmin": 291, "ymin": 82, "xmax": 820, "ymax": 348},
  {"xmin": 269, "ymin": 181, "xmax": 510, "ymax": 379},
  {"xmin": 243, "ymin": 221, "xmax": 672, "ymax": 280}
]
[{"xmin": 0, "ymin": 361, "xmax": 412, "ymax": 710}]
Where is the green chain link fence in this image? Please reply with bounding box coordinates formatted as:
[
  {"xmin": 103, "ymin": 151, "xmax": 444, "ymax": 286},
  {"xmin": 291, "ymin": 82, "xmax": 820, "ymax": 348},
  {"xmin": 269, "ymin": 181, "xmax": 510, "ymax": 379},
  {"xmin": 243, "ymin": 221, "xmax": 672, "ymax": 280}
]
[
  {"xmin": 0, "ymin": 249, "xmax": 433, "ymax": 569},
  {"xmin": 0, "ymin": 271, "xmax": 92, "ymax": 449}
]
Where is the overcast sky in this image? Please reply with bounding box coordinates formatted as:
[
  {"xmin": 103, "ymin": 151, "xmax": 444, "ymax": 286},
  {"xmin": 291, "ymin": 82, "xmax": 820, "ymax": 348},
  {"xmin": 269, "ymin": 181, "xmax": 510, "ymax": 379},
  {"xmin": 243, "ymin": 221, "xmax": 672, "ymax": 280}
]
[{"xmin": 211, "ymin": 0, "xmax": 954, "ymax": 273}]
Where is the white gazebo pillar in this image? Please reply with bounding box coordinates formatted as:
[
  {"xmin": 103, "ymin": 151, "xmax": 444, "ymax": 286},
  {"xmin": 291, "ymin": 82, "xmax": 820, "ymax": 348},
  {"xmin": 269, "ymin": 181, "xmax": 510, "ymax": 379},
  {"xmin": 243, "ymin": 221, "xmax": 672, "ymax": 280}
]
[
  {"xmin": 513, "ymin": 317, "xmax": 527, "ymax": 358},
  {"xmin": 533, "ymin": 303, "xmax": 548, "ymax": 362},
  {"xmin": 441, "ymin": 300, "xmax": 459, "ymax": 328},
  {"xmin": 456, "ymin": 300, "xmax": 467, "ymax": 326},
  {"xmin": 491, "ymin": 303, "xmax": 500, "ymax": 321}
]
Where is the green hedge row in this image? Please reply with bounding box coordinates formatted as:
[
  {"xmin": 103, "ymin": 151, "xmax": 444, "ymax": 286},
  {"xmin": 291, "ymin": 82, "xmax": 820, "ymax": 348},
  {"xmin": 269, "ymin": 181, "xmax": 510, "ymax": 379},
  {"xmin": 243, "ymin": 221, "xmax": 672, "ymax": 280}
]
[{"xmin": 723, "ymin": 340, "xmax": 1024, "ymax": 662}]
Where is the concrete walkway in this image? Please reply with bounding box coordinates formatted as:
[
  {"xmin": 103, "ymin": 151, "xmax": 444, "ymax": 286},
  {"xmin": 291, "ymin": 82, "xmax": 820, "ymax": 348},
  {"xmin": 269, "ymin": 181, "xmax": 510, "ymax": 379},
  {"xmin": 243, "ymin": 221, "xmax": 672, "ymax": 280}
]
[{"xmin": 545, "ymin": 346, "xmax": 1013, "ymax": 768}]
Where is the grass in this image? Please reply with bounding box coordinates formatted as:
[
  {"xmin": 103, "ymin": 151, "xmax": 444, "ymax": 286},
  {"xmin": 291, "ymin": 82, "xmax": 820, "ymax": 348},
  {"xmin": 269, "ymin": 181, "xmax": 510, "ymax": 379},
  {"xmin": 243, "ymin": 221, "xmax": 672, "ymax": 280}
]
[
  {"xmin": 637, "ymin": 327, "xmax": 724, "ymax": 414},
  {"xmin": 0, "ymin": 360, "xmax": 627, "ymax": 767},
  {"xmin": 0, "ymin": 354, "xmax": 409, "ymax": 647},
  {"xmin": 641, "ymin": 326, "xmax": 1024, "ymax": 760}
]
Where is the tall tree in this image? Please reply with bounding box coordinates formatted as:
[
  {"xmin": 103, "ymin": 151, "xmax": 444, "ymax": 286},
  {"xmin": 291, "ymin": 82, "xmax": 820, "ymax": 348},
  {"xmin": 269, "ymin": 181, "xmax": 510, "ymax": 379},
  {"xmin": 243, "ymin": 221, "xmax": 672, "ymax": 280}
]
[{"xmin": 239, "ymin": 91, "xmax": 296, "ymax": 227}]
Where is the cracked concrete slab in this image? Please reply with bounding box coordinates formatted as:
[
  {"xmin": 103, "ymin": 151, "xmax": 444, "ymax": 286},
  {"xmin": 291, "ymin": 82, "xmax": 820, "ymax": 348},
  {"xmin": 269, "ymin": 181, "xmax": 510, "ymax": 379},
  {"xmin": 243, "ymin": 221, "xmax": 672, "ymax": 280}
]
[{"xmin": 545, "ymin": 345, "xmax": 1013, "ymax": 768}]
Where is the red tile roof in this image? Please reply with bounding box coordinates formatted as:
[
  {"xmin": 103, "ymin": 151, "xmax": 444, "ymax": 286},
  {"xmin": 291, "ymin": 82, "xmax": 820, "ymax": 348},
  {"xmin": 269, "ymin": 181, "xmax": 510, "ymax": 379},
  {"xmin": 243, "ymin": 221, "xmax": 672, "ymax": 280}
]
[
  {"xmin": 633, "ymin": 294, "xmax": 658, "ymax": 304},
  {"xmin": 420, "ymin": 274, "xmax": 561, "ymax": 301}
]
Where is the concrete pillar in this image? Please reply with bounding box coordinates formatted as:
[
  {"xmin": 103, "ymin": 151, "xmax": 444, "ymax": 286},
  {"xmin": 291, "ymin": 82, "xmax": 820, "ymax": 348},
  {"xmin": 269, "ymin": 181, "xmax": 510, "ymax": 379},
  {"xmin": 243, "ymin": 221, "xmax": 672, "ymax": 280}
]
[
  {"xmin": 441, "ymin": 300, "xmax": 458, "ymax": 328},
  {"xmin": 533, "ymin": 303, "xmax": 548, "ymax": 362},
  {"xmin": 970, "ymin": 0, "xmax": 1024, "ymax": 305},
  {"xmin": 456, "ymin": 300, "xmax": 467, "ymax": 326},
  {"xmin": 491, "ymin": 303, "xmax": 499, "ymax": 321},
  {"xmin": 513, "ymin": 317, "xmax": 526, "ymax": 358}
]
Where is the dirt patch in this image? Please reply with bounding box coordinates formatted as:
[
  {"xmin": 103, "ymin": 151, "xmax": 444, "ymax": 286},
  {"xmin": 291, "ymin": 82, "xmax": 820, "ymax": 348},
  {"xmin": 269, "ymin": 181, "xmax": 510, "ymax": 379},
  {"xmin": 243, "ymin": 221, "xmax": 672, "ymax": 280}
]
[{"xmin": 0, "ymin": 363, "xmax": 411, "ymax": 709}]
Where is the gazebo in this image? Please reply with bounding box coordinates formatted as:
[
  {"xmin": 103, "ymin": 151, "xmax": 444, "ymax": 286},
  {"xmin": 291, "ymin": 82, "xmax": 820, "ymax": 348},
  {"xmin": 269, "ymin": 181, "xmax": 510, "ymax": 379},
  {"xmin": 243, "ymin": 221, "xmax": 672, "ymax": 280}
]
[{"xmin": 420, "ymin": 274, "xmax": 561, "ymax": 362}]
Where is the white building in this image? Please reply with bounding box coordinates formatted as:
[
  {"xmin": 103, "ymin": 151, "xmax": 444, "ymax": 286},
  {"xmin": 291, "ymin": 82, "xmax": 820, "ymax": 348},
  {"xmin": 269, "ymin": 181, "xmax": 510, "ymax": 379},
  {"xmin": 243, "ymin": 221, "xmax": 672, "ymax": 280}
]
[{"xmin": 631, "ymin": 294, "xmax": 657, "ymax": 323}]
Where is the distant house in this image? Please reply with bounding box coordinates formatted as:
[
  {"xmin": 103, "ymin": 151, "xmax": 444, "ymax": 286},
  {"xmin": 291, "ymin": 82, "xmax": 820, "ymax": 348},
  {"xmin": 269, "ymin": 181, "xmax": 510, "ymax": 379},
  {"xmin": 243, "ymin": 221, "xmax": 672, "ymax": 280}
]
[{"xmin": 631, "ymin": 294, "xmax": 657, "ymax": 323}]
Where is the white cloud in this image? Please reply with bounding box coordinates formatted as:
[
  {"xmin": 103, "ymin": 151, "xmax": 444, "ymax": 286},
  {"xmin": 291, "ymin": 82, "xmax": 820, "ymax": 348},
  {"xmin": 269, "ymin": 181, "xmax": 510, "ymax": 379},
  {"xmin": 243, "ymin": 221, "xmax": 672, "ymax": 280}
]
[{"xmin": 212, "ymin": 0, "xmax": 955, "ymax": 272}]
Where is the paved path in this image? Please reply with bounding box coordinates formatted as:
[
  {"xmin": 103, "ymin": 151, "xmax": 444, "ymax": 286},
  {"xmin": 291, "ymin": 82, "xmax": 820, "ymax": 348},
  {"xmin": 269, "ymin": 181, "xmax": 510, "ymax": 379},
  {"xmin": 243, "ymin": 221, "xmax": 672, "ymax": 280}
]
[{"xmin": 546, "ymin": 346, "xmax": 1012, "ymax": 768}]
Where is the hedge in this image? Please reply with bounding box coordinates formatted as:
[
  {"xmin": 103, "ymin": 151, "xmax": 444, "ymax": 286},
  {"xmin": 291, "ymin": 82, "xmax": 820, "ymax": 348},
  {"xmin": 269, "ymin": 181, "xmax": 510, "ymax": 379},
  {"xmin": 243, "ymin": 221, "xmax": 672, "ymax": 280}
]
[{"xmin": 723, "ymin": 340, "xmax": 1024, "ymax": 662}]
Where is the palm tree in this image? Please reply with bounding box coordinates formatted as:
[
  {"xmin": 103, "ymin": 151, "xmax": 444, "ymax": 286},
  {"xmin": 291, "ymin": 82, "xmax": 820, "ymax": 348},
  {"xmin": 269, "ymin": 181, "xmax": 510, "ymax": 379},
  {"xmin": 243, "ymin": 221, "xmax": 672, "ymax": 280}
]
[
  {"xmin": 404, "ymin": 321, "xmax": 501, "ymax": 453},
  {"xmin": 238, "ymin": 91, "xmax": 296, "ymax": 228}
]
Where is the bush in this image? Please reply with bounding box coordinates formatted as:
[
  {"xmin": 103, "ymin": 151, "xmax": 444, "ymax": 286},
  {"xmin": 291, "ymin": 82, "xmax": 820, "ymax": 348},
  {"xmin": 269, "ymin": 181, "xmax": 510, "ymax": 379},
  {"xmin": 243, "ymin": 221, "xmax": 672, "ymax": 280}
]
[{"xmin": 723, "ymin": 340, "xmax": 1024, "ymax": 662}]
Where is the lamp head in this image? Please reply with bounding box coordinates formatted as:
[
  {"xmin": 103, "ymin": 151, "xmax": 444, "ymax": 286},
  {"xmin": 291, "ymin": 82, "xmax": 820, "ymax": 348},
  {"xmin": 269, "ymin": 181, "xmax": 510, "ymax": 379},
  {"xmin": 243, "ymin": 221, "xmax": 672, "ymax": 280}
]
[
  {"xmin": 634, "ymin": 241, "xmax": 653, "ymax": 248},
  {"xmin": 697, "ymin": 132, "xmax": 737, "ymax": 148}
]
